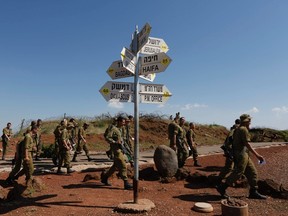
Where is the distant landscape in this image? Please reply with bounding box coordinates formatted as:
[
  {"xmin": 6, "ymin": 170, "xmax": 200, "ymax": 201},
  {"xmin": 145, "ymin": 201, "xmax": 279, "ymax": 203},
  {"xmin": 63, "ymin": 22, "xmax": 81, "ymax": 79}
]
[{"xmin": 14, "ymin": 113, "xmax": 288, "ymax": 156}]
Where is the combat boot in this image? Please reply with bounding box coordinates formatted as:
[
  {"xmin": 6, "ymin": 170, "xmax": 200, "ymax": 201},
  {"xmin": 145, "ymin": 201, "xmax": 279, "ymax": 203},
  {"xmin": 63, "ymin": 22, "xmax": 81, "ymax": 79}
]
[
  {"xmin": 67, "ymin": 167, "xmax": 75, "ymax": 174},
  {"xmin": 249, "ymin": 189, "xmax": 267, "ymax": 199},
  {"xmin": 216, "ymin": 183, "xmax": 229, "ymax": 198},
  {"xmin": 72, "ymin": 154, "xmax": 78, "ymax": 162},
  {"xmin": 194, "ymin": 160, "xmax": 201, "ymax": 167},
  {"xmin": 101, "ymin": 176, "xmax": 111, "ymax": 186},
  {"xmin": 124, "ymin": 180, "xmax": 133, "ymax": 190}
]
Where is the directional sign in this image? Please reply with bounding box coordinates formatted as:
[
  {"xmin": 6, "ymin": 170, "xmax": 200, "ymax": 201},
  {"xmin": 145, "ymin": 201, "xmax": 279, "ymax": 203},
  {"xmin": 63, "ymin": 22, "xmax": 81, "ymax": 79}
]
[
  {"xmin": 139, "ymin": 83, "xmax": 172, "ymax": 104},
  {"xmin": 99, "ymin": 81, "xmax": 134, "ymax": 102},
  {"xmin": 106, "ymin": 60, "xmax": 156, "ymax": 82},
  {"xmin": 140, "ymin": 37, "xmax": 169, "ymax": 55},
  {"xmin": 120, "ymin": 47, "xmax": 136, "ymax": 73},
  {"xmin": 106, "ymin": 60, "xmax": 134, "ymax": 80},
  {"xmin": 137, "ymin": 23, "xmax": 152, "ymax": 52},
  {"xmin": 139, "ymin": 52, "xmax": 172, "ymax": 76}
]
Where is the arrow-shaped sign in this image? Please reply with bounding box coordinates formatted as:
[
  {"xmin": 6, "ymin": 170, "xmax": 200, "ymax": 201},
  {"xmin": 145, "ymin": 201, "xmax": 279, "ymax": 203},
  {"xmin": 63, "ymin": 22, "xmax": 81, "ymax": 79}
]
[
  {"xmin": 139, "ymin": 52, "xmax": 172, "ymax": 76},
  {"xmin": 106, "ymin": 60, "xmax": 156, "ymax": 82},
  {"xmin": 99, "ymin": 81, "xmax": 134, "ymax": 102},
  {"xmin": 120, "ymin": 47, "xmax": 136, "ymax": 73},
  {"xmin": 137, "ymin": 23, "xmax": 152, "ymax": 52},
  {"xmin": 140, "ymin": 37, "xmax": 169, "ymax": 55}
]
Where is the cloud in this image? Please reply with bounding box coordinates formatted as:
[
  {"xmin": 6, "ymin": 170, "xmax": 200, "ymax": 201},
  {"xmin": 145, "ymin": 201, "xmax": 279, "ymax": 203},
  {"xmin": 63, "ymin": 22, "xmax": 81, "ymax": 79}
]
[
  {"xmin": 272, "ymin": 106, "xmax": 288, "ymax": 114},
  {"xmin": 245, "ymin": 107, "xmax": 259, "ymax": 114},
  {"xmin": 181, "ymin": 103, "xmax": 208, "ymax": 110},
  {"xmin": 108, "ymin": 101, "xmax": 124, "ymax": 109}
]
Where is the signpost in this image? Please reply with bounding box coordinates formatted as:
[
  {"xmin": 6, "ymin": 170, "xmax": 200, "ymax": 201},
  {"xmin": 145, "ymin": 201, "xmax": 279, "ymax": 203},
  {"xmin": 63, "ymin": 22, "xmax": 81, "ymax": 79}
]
[
  {"xmin": 139, "ymin": 52, "xmax": 172, "ymax": 75},
  {"xmin": 139, "ymin": 37, "xmax": 169, "ymax": 55},
  {"xmin": 99, "ymin": 23, "xmax": 172, "ymax": 204}
]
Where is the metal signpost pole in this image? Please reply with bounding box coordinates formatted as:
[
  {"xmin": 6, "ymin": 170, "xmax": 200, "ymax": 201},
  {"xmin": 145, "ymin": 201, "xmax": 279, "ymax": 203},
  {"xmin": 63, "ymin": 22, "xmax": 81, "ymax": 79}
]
[{"xmin": 131, "ymin": 25, "xmax": 139, "ymax": 204}]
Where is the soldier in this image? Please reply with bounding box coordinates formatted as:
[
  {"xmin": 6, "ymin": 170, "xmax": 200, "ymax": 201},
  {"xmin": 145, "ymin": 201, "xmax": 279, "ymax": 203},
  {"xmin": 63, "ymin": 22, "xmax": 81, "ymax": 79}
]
[
  {"xmin": 217, "ymin": 119, "xmax": 240, "ymax": 183},
  {"xmin": 35, "ymin": 119, "xmax": 43, "ymax": 161},
  {"xmin": 216, "ymin": 114, "xmax": 267, "ymax": 199},
  {"xmin": 186, "ymin": 122, "xmax": 201, "ymax": 167},
  {"xmin": 57, "ymin": 120, "xmax": 75, "ymax": 174},
  {"xmin": 104, "ymin": 118, "xmax": 117, "ymax": 159},
  {"xmin": 176, "ymin": 117, "xmax": 189, "ymax": 168},
  {"xmin": 1, "ymin": 122, "xmax": 13, "ymax": 160},
  {"xmin": 22, "ymin": 125, "xmax": 38, "ymax": 186},
  {"xmin": 72, "ymin": 123, "xmax": 92, "ymax": 162},
  {"xmin": 168, "ymin": 113, "xmax": 180, "ymax": 151},
  {"xmin": 122, "ymin": 117, "xmax": 134, "ymax": 166},
  {"xmin": 101, "ymin": 116, "xmax": 133, "ymax": 190},
  {"xmin": 68, "ymin": 118, "xmax": 78, "ymax": 150},
  {"xmin": 52, "ymin": 120, "xmax": 65, "ymax": 166}
]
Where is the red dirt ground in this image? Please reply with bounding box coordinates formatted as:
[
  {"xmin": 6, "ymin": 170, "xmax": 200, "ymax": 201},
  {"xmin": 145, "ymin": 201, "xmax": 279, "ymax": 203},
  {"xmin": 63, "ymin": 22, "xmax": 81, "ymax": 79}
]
[{"xmin": 0, "ymin": 145, "xmax": 288, "ymax": 216}]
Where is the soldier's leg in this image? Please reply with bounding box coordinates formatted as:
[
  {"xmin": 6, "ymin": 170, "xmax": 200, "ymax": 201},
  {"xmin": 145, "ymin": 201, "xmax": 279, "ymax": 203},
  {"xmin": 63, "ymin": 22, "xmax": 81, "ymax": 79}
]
[
  {"xmin": 225, "ymin": 153, "xmax": 248, "ymax": 186},
  {"xmin": 2, "ymin": 141, "xmax": 8, "ymax": 160},
  {"xmin": 83, "ymin": 143, "xmax": 91, "ymax": 161},
  {"xmin": 218, "ymin": 157, "xmax": 234, "ymax": 182},
  {"xmin": 8, "ymin": 158, "xmax": 22, "ymax": 179},
  {"xmin": 244, "ymin": 158, "xmax": 258, "ymax": 189},
  {"xmin": 35, "ymin": 140, "xmax": 43, "ymax": 160}
]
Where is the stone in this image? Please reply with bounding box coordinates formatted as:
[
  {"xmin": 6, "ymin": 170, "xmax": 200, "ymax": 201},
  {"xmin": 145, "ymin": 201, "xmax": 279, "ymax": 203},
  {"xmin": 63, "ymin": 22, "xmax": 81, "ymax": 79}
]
[{"xmin": 153, "ymin": 145, "xmax": 178, "ymax": 178}]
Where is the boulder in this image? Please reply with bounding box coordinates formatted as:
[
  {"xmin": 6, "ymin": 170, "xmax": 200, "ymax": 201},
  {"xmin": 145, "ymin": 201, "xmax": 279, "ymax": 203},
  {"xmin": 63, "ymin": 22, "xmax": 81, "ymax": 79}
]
[{"xmin": 153, "ymin": 145, "xmax": 178, "ymax": 178}]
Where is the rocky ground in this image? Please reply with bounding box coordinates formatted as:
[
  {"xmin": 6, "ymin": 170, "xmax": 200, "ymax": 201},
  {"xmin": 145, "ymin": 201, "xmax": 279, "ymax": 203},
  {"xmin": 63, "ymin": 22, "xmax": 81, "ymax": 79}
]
[{"xmin": 0, "ymin": 145, "xmax": 288, "ymax": 216}]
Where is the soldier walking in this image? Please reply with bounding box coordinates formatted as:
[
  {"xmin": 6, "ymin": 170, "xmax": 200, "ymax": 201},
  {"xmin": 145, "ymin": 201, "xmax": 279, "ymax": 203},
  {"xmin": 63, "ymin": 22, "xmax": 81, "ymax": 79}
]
[
  {"xmin": 186, "ymin": 122, "xmax": 201, "ymax": 167},
  {"xmin": 101, "ymin": 116, "xmax": 133, "ymax": 190}
]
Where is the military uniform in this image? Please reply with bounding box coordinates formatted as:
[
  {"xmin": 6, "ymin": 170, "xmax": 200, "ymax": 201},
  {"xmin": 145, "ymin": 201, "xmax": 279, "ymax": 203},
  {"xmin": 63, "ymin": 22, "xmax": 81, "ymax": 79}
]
[
  {"xmin": 57, "ymin": 127, "xmax": 73, "ymax": 173},
  {"xmin": 22, "ymin": 132, "xmax": 36, "ymax": 184},
  {"xmin": 52, "ymin": 124, "xmax": 62, "ymax": 165},
  {"xmin": 176, "ymin": 125, "xmax": 189, "ymax": 168},
  {"xmin": 186, "ymin": 126, "xmax": 200, "ymax": 166},
  {"xmin": 216, "ymin": 114, "xmax": 267, "ymax": 199},
  {"xmin": 101, "ymin": 118, "xmax": 132, "ymax": 190},
  {"xmin": 72, "ymin": 124, "xmax": 91, "ymax": 161},
  {"xmin": 168, "ymin": 120, "xmax": 179, "ymax": 150},
  {"xmin": 35, "ymin": 123, "xmax": 42, "ymax": 160},
  {"xmin": 1, "ymin": 125, "xmax": 12, "ymax": 160}
]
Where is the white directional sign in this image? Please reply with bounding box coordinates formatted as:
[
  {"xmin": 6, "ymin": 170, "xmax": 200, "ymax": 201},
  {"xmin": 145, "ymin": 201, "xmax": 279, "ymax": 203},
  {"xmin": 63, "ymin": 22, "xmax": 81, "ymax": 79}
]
[
  {"xmin": 140, "ymin": 37, "xmax": 169, "ymax": 55},
  {"xmin": 120, "ymin": 47, "xmax": 136, "ymax": 73},
  {"xmin": 106, "ymin": 60, "xmax": 156, "ymax": 82},
  {"xmin": 137, "ymin": 23, "xmax": 152, "ymax": 52},
  {"xmin": 139, "ymin": 83, "xmax": 172, "ymax": 104},
  {"xmin": 99, "ymin": 81, "xmax": 171, "ymax": 104},
  {"xmin": 99, "ymin": 81, "xmax": 134, "ymax": 102},
  {"xmin": 139, "ymin": 52, "xmax": 172, "ymax": 76},
  {"xmin": 106, "ymin": 60, "xmax": 134, "ymax": 80}
]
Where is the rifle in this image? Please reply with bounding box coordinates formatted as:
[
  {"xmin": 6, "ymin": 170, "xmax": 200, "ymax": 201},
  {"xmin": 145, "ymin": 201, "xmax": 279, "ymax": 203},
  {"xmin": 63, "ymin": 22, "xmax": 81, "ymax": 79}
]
[{"xmin": 120, "ymin": 140, "xmax": 134, "ymax": 167}]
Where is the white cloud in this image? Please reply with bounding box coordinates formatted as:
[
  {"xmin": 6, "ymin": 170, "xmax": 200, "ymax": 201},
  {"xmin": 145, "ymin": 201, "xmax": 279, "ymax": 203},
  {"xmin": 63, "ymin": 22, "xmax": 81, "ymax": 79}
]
[
  {"xmin": 272, "ymin": 106, "xmax": 288, "ymax": 113},
  {"xmin": 108, "ymin": 102, "xmax": 124, "ymax": 109},
  {"xmin": 181, "ymin": 103, "xmax": 208, "ymax": 110},
  {"xmin": 246, "ymin": 107, "xmax": 259, "ymax": 113}
]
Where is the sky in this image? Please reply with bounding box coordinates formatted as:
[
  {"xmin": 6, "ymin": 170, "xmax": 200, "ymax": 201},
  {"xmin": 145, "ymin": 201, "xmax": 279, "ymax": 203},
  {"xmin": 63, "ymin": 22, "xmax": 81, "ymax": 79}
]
[{"xmin": 1, "ymin": 0, "xmax": 288, "ymax": 132}]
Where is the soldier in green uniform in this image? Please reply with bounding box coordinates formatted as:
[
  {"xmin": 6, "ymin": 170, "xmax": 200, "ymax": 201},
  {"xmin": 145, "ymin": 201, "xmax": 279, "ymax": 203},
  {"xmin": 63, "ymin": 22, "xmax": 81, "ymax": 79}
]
[
  {"xmin": 168, "ymin": 113, "xmax": 180, "ymax": 151},
  {"xmin": 72, "ymin": 123, "xmax": 92, "ymax": 162},
  {"xmin": 122, "ymin": 117, "xmax": 134, "ymax": 165},
  {"xmin": 35, "ymin": 119, "xmax": 43, "ymax": 161},
  {"xmin": 176, "ymin": 117, "xmax": 189, "ymax": 168},
  {"xmin": 186, "ymin": 122, "xmax": 201, "ymax": 167},
  {"xmin": 68, "ymin": 118, "xmax": 78, "ymax": 150},
  {"xmin": 57, "ymin": 121, "xmax": 75, "ymax": 174},
  {"xmin": 101, "ymin": 116, "xmax": 133, "ymax": 190},
  {"xmin": 22, "ymin": 125, "xmax": 38, "ymax": 186},
  {"xmin": 216, "ymin": 114, "xmax": 267, "ymax": 199},
  {"xmin": 104, "ymin": 117, "xmax": 117, "ymax": 159},
  {"xmin": 52, "ymin": 120, "xmax": 65, "ymax": 166},
  {"xmin": 218, "ymin": 119, "xmax": 240, "ymax": 183},
  {"xmin": 2, "ymin": 122, "xmax": 13, "ymax": 160}
]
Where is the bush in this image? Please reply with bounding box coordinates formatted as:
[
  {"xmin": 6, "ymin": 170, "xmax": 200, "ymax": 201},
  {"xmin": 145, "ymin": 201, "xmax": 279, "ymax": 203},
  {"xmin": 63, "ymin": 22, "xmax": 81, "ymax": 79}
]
[{"xmin": 40, "ymin": 144, "xmax": 55, "ymax": 158}]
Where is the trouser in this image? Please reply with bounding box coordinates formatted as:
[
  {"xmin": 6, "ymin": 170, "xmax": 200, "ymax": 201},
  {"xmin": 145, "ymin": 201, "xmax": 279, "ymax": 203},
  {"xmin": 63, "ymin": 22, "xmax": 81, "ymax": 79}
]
[
  {"xmin": 23, "ymin": 152, "xmax": 34, "ymax": 182},
  {"xmin": 177, "ymin": 142, "xmax": 189, "ymax": 168},
  {"xmin": 2, "ymin": 140, "xmax": 9, "ymax": 159},
  {"xmin": 58, "ymin": 148, "xmax": 71, "ymax": 169},
  {"xmin": 52, "ymin": 142, "xmax": 59, "ymax": 162},
  {"xmin": 188, "ymin": 143, "xmax": 199, "ymax": 161},
  {"xmin": 36, "ymin": 140, "xmax": 42, "ymax": 157},
  {"xmin": 225, "ymin": 152, "xmax": 258, "ymax": 190},
  {"xmin": 104, "ymin": 148, "xmax": 128, "ymax": 181},
  {"xmin": 218, "ymin": 156, "xmax": 234, "ymax": 182},
  {"xmin": 75, "ymin": 140, "xmax": 89, "ymax": 156}
]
